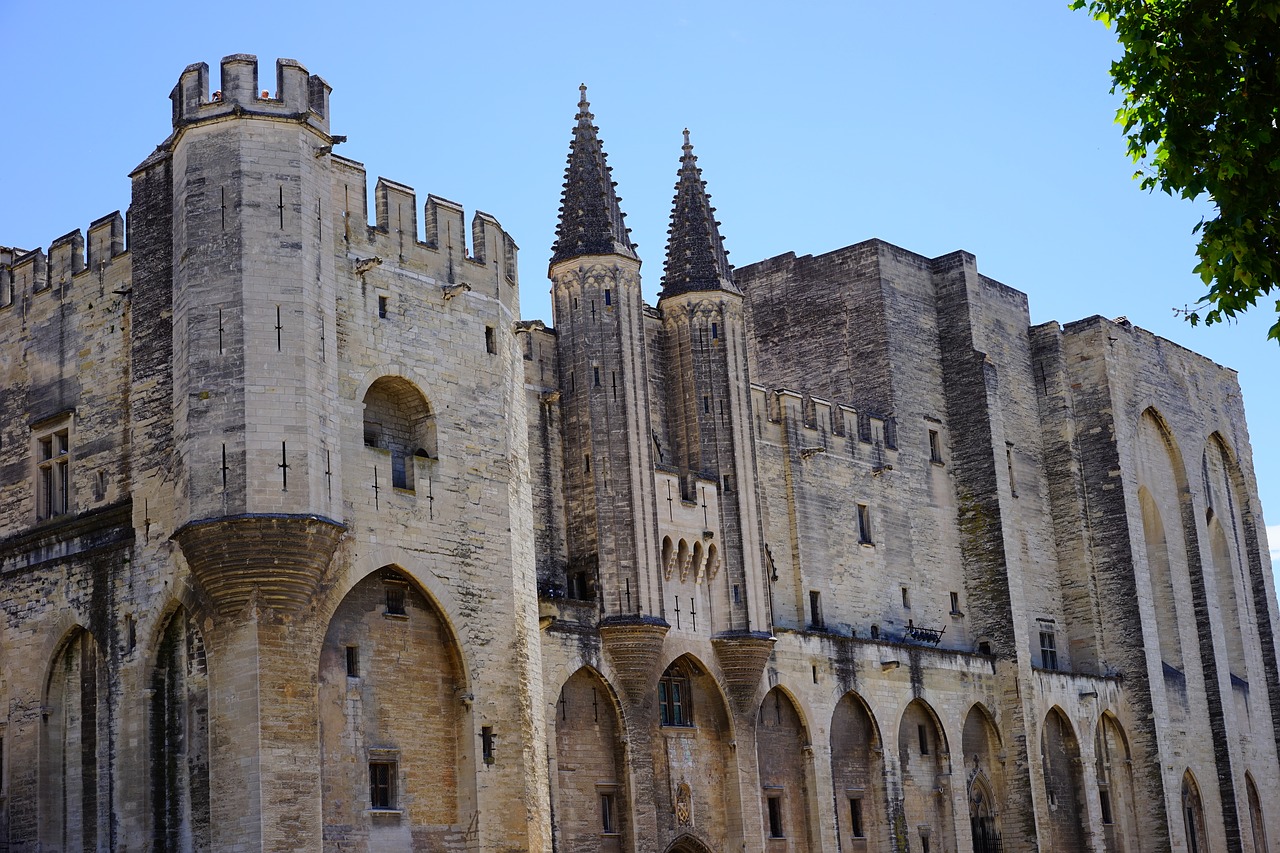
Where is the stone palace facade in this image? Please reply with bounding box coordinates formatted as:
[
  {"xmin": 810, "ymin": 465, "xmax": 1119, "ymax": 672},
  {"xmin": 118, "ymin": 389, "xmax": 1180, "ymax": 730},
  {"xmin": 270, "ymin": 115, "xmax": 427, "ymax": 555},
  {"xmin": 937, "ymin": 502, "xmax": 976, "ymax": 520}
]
[{"xmin": 0, "ymin": 55, "xmax": 1277, "ymax": 852}]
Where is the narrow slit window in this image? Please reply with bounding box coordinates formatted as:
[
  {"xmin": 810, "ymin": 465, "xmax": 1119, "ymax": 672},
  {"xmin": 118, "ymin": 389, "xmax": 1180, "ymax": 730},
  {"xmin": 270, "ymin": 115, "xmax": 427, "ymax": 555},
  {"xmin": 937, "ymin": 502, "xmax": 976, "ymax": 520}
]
[
  {"xmin": 850, "ymin": 798, "xmax": 864, "ymax": 838},
  {"xmin": 378, "ymin": 295, "xmax": 388, "ymax": 318},
  {"xmin": 345, "ymin": 646, "xmax": 359, "ymax": 678},
  {"xmin": 767, "ymin": 793, "xmax": 784, "ymax": 838},
  {"xmin": 600, "ymin": 790, "xmax": 617, "ymax": 833},
  {"xmin": 809, "ymin": 590, "xmax": 823, "ymax": 629},
  {"xmin": 929, "ymin": 429, "xmax": 943, "ymax": 464},
  {"xmin": 485, "ymin": 326, "xmax": 496, "ymax": 354},
  {"xmin": 918, "ymin": 723, "xmax": 929, "ymax": 755}
]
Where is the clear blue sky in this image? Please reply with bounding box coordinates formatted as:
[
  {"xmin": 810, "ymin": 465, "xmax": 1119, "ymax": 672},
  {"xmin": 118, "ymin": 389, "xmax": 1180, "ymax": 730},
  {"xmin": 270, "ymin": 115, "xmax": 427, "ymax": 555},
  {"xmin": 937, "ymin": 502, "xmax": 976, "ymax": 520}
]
[{"xmin": 1, "ymin": 1, "xmax": 1276, "ymax": 575}]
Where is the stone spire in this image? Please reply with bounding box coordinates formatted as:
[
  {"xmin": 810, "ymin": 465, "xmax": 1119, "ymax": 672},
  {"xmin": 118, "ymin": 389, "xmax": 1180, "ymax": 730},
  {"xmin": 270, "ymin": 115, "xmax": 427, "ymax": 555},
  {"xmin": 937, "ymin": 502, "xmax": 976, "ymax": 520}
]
[
  {"xmin": 660, "ymin": 129, "xmax": 738, "ymax": 297},
  {"xmin": 550, "ymin": 85, "xmax": 638, "ymax": 266}
]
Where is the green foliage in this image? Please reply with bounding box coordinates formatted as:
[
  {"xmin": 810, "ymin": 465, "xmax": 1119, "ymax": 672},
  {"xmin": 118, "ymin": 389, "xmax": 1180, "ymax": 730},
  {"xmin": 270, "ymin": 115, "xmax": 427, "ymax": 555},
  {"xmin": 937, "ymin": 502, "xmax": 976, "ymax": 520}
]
[{"xmin": 1072, "ymin": 0, "xmax": 1280, "ymax": 340}]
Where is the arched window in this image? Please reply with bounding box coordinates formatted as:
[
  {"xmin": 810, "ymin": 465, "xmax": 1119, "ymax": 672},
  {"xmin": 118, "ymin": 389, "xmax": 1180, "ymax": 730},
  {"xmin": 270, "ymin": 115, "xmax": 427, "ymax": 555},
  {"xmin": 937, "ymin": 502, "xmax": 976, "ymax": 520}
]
[
  {"xmin": 659, "ymin": 661, "xmax": 694, "ymax": 727},
  {"xmin": 1182, "ymin": 771, "xmax": 1208, "ymax": 853},
  {"xmin": 362, "ymin": 376, "xmax": 436, "ymax": 491}
]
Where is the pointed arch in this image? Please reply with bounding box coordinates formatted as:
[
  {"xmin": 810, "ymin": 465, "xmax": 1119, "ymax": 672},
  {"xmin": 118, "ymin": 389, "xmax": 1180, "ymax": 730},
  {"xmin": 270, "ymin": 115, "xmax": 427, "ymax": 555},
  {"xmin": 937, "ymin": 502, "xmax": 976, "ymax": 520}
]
[
  {"xmin": 963, "ymin": 703, "xmax": 1005, "ymax": 853},
  {"xmin": 319, "ymin": 565, "xmax": 468, "ymax": 846},
  {"xmin": 1207, "ymin": 509, "xmax": 1248, "ymax": 679},
  {"xmin": 831, "ymin": 691, "xmax": 885, "ymax": 849},
  {"xmin": 1041, "ymin": 707, "xmax": 1090, "ymax": 851},
  {"xmin": 40, "ymin": 626, "xmax": 110, "ymax": 850},
  {"xmin": 1245, "ymin": 772, "xmax": 1269, "ymax": 853},
  {"xmin": 1139, "ymin": 485, "xmax": 1184, "ymax": 669},
  {"xmin": 1096, "ymin": 712, "xmax": 1140, "ymax": 852},
  {"xmin": 756, "ymin": 687, "xmax": 812, "ymax": 847},
  {"xmin": 663, "ymin": 833, "xmax": 715, "ymax": 853},
  {"xmin": 152, "ymin": 605, "xmax": 211, "ymax": 852},
  {"xmin": 1182, "ymin": 770, "xmax": 1209, "ymax": 853},
  {"xmin": 897, "ymin": 698, "xmax": 954, "ymax": 853},
  {"xmin": 362, "ymin": 374, "xmax": 437, "ymax": 489},
  {"xmin": 553, "ymin": 666, "xmax": 628, "ymax": 851},
  {"xmin": 652, "ymin": 654, "xmax": 737, "ymax": 850}
]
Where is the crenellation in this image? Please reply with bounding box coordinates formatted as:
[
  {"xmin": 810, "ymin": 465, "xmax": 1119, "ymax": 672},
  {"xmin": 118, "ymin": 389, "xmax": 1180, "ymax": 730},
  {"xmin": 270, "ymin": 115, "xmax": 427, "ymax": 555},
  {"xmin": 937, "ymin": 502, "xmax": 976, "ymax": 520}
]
[{"xmin": 86, "ymin": 211, "xmax": 125, "ymax": 269}]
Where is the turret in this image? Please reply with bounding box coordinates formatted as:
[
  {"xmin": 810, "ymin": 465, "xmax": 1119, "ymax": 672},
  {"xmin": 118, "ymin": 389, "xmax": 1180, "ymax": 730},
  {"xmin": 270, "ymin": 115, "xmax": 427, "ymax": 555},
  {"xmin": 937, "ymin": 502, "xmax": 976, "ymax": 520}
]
[
  {"xmin": 657, "ymin": 131, "xmax": 772, "ymax": 696},
  {"xmin": 550, "ymin": 87, "xmax": 666, "ymax": 670}
]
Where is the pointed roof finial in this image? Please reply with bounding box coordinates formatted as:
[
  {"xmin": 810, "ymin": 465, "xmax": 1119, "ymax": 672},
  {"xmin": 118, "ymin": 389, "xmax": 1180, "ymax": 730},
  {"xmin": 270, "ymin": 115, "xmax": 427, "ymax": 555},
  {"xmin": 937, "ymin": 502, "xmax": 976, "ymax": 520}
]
[
  {"xmin": 660, "ymin": 129, "xmax": 737, "ymax": 298},
  {"xmin": 551, "ymin": 85, "xmax": 638, "ymax": 266}
]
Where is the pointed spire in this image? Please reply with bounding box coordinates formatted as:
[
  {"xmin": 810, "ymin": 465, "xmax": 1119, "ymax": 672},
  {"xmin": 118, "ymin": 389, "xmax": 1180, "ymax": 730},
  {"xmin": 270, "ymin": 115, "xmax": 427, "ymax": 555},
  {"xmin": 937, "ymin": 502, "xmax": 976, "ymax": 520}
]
[
  {"xmin": 550, "ymin": 85, "xmax": 638, "ymax": 266},
  {"xmin": 660, "ymin": 129, "xmax": 737, "ymax": 298}
]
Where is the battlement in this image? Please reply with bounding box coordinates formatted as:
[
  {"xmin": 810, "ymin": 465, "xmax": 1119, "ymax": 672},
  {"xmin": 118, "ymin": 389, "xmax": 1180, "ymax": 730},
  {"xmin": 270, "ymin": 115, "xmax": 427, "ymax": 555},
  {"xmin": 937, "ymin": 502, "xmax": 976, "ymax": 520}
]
[
  {"xmin": 171, "ymin": 55, "xmax": 331, "ymax": 135},
  {"xmin": 752, "ymin": 384, "xmax": 898, "ymax": 450},
  {"xmin": 0, "ymin": 211, "xmax": 129, "ymax": 313},
  {"xmin": 331, "ymin": 155, "xmax": 518, "ymax": 286}
]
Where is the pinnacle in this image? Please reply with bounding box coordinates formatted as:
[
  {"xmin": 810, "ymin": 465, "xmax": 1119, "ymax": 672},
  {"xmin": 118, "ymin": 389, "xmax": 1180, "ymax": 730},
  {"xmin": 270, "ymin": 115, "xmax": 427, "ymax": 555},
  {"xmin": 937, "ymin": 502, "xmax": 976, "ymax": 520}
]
[
  {"xmin": 660, "ymin": 129, "xmax": 737, "ymax": 298},
  {"xmin": 550, "ymin": 86, "xmax": 638, "ymax": 266}
]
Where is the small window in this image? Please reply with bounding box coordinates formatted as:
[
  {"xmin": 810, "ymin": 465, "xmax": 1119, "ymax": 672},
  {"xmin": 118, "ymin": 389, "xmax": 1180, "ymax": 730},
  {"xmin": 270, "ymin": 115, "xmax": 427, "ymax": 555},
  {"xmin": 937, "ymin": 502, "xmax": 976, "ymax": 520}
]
[
  {"xmin": 36, "ymin": 426, "xmax": 71, "ymax": 520},
  {"xmin": 809, "ymin": 590, "xmax": 823, "ymax": 629},
  {"xmin": 481, "ymin": 726, "xmax": 495, "ymax": 765},
  {"xmin": 1099, "ymin": 786, "xmax": 1113, "ymax": 824},
  {"xmin": 369, "ymin": 761, "xmax": 395, "ymax": 810},
  {"xmin": 918, "ymin": 723, "xmax": 929, "ymax": 755},
  {"xmin": 711, "ymin": 321, "xmax": 719, "ymax": 339},
  {"xmin": 767, "ymin": 793, "xmax": 784, "ymax": 838},
  {"xmin": 377, "ymin": 295, "xmax": 388, "ymax": 318},
  {"xmin": 857, "ymin": 504, "xmax": 872, "ymax": 545},
  {"xmin": 485, "ymin": 326, "xmax": 496, "ymax": 354},
  {"xmin": 345, "ymin": 645, "xmax": 359, "ymax": 678},
  {"xmin": 978, "ymin": 640, "xmax": 992, "ymax": 656},
  {"xmin": 950, "ymin": 591, "xmax": 961, "ymax": 614},
  {"xmin": 594, "ymin": 366, "xmax": 601, "ymax": 387},
  {"xmin": 385, "ymin": 584, "xmax": 407, "ymax": 616},
  {"xmin": 659, "ymin": 663, "xmax": 693, "ymax": 727},
  {"xmin": 850, "ymin": 797, "xmax": 865, "ymax": 838},
  {"xmin": 870, "ymin": 624, "xmax": 880, "ymax": 640},
  {"xmin": 929, "ymin": 429, "xmax": 943, "ymax": 464},
  {"xmin": 901, "ymin": 587, "xmax": 911, "ymax": 609},
  {"xmin": 1006, "ymin": 445, "xmax": 1018, "ymax": 497},
  {"xmin": 604, "ymin": 288, "xmax": 612, "ymax": 306},
  {"xmin": 1040, "ymin": 630, "xmax": 1058, "ymax": 671},
  {"xmin": 600, "ymin": 790, "xmax": 617, "ymax": 834}
]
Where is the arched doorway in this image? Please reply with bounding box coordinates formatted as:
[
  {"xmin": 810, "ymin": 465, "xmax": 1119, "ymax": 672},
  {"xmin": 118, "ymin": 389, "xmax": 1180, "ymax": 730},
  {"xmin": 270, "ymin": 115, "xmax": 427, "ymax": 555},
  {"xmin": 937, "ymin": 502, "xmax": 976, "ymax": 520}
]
[
  {"xmin": 962, "ymin": 705, "xmax": 1004, "ymax": 853},
  {"xmin": 318, "ymin": 567, "xmax": 466, "ymax": 850},
  {"xmin": 554, "ymin": 667, "xmax": 628, "ymax": 852}
]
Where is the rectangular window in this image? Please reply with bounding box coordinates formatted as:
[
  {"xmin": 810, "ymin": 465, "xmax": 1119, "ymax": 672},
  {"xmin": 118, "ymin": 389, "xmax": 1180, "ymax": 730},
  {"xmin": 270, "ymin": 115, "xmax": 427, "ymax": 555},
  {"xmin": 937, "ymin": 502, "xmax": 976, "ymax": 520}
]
[
  {"xmin": 481, "ymin": 726, "xmax": 495, "ymax": 765},
  {"xmin": 767, "ymin": 793, "xmax": 784, "ymax": 838},
  {"xmin": 604, "ymin": 288, "xmax": 612, "ymax": 306},
  {"xmin": 711, "ymin": 321, "xmax": 719, "ymax": 339},
  {"xmin": 36, "ymin": 426, "xmax": 70, "ymax": 519},
  {"xmin": 857, "ymin": 504, "xmax": 872, "ymax": 545},
  {"xmin": 385, "ymin": 584, "xmax": 407, "ymax": 616},
  {"xmin": 850, "ymin": 797, "xmax": 864, "ymax": 838},
  {"xmin": 1006, "ymin": 445, "xmax": 1018, "ymax": 497},
  {"xmin": 918, "ymin": 723, "xmax": 929, "ymax": 755},
  {"xmin": 377, "ymin": 295, "xmax": 388, "ymax": 318},
  {"xmin": 345, "ymin": 645, "xmax": 359, "ymax": 678},
  {"xmin": 1099, "ymin": 786, "xmax": 1113, "ymax": 824},
  {"xmin": 901, "ymin": 587, "xmax": 911, "ymax": 609},
  {"xmin": 1040, "ymin": 630, "xmax": 1058, "ymax": 671},
  {"xmin": 809, "ymin": 590, "xmax": 823, "ymax": 629},
  {"xmin": 369, "ymin": 761, "xmax": 395, "ymax": 809},
  {"xmin": 485, "ymin": 326, "xmax": 496, "ymax": 354},
  {"xmin": 929, "ymin": 429, "xmax": 943, "ymax": 464},
  {"xmin": 950, "ymin": 591, "xmax": 960, "ymax": 614},
  {"xmin": 600, "ymin": 790, "xmax": 617, "ymax": 833}
]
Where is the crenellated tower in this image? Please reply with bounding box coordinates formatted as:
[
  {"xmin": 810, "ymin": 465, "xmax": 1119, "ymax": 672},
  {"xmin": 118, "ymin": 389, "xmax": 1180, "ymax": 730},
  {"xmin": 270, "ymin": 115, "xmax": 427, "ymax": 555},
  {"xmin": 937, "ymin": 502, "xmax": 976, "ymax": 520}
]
[
  {"xmin": 657, "ymin": 132, "xmax": 772, "ymax": 711},
  {"xmin": 131, "ymin": 55, "xmax": 344, "ymax": 849},
  {"xmin": 550, "ymin": 87, "xmax": 667, "ymax": 698}
]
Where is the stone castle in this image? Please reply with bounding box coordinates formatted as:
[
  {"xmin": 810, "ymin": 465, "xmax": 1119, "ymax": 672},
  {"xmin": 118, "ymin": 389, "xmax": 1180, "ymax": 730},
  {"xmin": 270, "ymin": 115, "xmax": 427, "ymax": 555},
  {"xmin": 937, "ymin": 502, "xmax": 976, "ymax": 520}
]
[{"xmin": 0, "ymin": 54, "xmax": 1276, "ymax": 852}]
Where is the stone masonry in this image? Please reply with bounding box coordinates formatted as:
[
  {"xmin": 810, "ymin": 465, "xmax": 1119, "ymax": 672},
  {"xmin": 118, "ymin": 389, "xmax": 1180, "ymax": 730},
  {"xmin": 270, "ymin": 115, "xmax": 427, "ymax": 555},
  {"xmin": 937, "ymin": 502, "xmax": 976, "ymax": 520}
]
[{"xmin": 0, "ymin": 55, "xmax": 1277, "ymax": 853}]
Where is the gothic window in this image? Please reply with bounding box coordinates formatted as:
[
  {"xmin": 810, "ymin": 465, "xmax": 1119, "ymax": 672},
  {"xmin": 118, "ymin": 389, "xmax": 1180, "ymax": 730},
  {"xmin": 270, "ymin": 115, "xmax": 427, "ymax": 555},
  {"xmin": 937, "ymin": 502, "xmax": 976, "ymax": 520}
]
[
  {"xmin": 659, "ymin": 661, "xmax": 693, "ymax": 727},
  {"xmin": 36, "ymin": 423, "xmax": 70, "ymax": 519}
]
